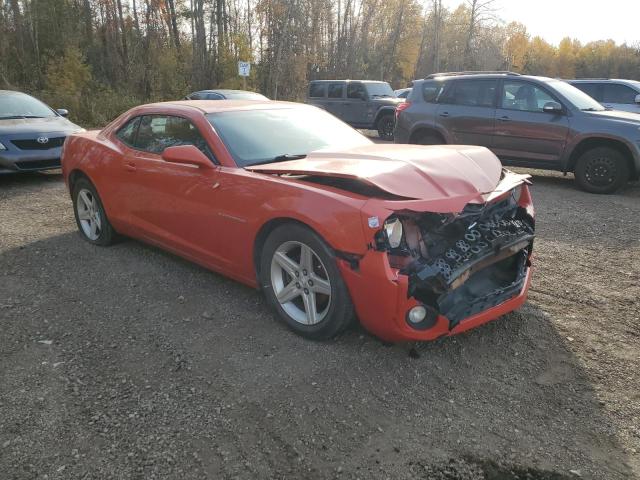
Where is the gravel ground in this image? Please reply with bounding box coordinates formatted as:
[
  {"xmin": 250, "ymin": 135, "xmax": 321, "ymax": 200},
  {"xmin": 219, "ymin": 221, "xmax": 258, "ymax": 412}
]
[{"xmin": 0, "ymin": 169, "xmax": 638, "ymax": 480}]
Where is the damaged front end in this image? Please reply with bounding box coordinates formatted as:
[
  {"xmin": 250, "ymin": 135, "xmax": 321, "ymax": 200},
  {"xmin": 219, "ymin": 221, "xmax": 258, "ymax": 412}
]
[{"xmin": 374, "ymin": 185, "xmax": 534, "ymax": 332}]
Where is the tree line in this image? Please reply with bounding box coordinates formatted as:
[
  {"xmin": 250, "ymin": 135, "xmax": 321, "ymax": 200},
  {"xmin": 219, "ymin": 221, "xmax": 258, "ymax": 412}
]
[{"xmin": 1, "ymin": 0, "xmax": 639, "ymax": 126}]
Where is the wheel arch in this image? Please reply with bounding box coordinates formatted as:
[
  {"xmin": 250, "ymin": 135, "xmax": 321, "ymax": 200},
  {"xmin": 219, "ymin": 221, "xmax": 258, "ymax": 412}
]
[
  {"xmin": 68, "ymin": 169, "xmax": 95, "ymax": 196},
  {"xmin": 408, "ymin": 126, "xmax": 447, "ymax": 144},
  {"xmin": 373, "ymin": 107, "xmax": 397, "ymax": 128},
  {"xmin": 567, "ymin": 137, "xmax": 637, "ymax": 179}
]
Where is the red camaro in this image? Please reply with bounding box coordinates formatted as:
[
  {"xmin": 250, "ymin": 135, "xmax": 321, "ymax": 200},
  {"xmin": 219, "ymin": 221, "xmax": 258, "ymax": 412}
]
[{"xmin": 62, "ymin": 100, "xmax": 535, "ymax": 342}]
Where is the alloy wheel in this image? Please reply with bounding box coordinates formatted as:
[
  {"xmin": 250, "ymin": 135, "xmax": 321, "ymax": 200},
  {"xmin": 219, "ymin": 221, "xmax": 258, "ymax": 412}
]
[
  {"xmin": 76, "ymin": 188, "xmax": 102, "ymax": 241},
  {"xmin": 270, "ymin": 241, "xmax": 332, "ymax": 325}
]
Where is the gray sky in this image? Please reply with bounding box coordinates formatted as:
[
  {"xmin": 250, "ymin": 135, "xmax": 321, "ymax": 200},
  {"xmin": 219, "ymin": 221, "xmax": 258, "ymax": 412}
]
[{"xmin": 441, "ymin": 0, "xmax": 638, "ymax": 46}]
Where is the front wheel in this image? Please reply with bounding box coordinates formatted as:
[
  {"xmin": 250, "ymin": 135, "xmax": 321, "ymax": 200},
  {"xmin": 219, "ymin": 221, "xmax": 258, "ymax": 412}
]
[
  {"xmin": 377, "ymin": 115, "xmax": 395, "ymax": 141},
  {"xmin": 259, "ymin": 224, "xmax": 354, "ymax": 340},
  {"xmin": 574, "ymin": 147, "xmax": 629, "ymax": 194}
]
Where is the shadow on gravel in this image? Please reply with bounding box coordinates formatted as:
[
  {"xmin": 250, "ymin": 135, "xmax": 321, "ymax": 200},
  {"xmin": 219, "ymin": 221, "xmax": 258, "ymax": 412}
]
[{"xmin": 0, "ymin": 227, "xmax": 634, "ymax": 479}]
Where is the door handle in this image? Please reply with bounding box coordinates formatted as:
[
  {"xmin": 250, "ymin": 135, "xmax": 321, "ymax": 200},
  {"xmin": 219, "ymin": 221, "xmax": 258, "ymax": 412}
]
[
  {"xmin": 498, "ymin": 116, "xmax": 510, "ymax": 122},
  {"xmin": 439, "ymin": 112, "xmax": 449, "ymax": 117},
  {"xmin": 124, "ymin": 162, "xmax": 136, "ymax": 172}
]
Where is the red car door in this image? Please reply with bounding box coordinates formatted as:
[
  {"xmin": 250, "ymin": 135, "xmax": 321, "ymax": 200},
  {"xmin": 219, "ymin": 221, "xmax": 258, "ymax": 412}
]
[{"xmin": 118, "ymin": 114, "xmax": 230, "ymax": 268}]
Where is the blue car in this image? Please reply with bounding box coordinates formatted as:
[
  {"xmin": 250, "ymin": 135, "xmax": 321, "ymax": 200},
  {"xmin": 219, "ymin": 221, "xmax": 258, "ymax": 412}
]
[{"xmin": 0, "ymin": 90, "xmax": 84, "ymax": 173}]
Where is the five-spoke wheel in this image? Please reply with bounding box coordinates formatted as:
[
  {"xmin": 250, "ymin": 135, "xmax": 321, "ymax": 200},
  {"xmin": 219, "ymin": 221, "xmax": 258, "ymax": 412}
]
[
  {"xmin": 260, "ymin": 224, "xmax": 354, "ymax": 339},
  {"xmin": 72, "ymin": 177, "xmax": 116, "ymax": 245}
]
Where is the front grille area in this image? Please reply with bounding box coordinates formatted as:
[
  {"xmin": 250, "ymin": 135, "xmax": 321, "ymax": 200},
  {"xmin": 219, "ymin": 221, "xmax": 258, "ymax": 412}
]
[
  {"xmin": 14, "ymin": 159, "xmax": 61, "ymax": 170},
  {"xmin": 11, "ymin": 137, "xmax": 65, "ymax": 150}
]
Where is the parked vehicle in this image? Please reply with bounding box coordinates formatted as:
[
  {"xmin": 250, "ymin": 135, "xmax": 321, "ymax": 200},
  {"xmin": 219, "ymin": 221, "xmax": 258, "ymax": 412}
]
[
  {"xmin": 62, "ymin": 100, "xmax": 534, "ymax": 342},
  {"xmin": 306, "ymin": 80, "xmax": 403, "ymax": 140},
  {"xmin": 568, "ymin": 79, "xmax": 640, "ymax": 115},
  {"xmin": 0, "ymin": 90, "xmax": 84, "ymax": 173},
  {"xmin": 395, "ymin": 71, "xmax": 640, "ymax": 194},
  {"xmin": 185, "ymin": 89, "xmax": 269, "ymax": 101},
  {"xmin": 394, "ymin": 88, "xmax": 412, "ymax": 99}
]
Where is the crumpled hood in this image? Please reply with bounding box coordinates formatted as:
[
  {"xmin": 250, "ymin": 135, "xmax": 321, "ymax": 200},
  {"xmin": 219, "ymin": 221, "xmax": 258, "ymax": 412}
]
[
  {"xmin": 246, "ymin": 144, "xmax": 505, "ymax": 202},
  {"xmin": 0, "ymin": 116, "xmax": 81, "ymax": 136}
]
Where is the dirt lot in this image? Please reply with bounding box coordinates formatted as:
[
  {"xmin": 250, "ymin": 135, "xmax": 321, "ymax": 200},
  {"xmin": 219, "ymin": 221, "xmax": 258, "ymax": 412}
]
[{"xmin": 0, "ymin": 168, "xmax": 638, "ymax": 480}]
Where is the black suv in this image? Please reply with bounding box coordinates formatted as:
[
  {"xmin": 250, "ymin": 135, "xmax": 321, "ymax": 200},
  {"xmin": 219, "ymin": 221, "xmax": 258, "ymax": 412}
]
[
  {"xmin": 306, "ymin": 80, "xmax": 404, "ymax": 140},
  {"xmin": 394, "ymin": 72, "xmax": 640, "ymax": 193}
]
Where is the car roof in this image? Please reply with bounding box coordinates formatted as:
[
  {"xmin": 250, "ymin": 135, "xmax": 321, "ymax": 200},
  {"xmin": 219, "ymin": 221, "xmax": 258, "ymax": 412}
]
[
  {"xmin": 309, "ymin": 79, "xmax": 389, "ymax": 84},
  {"xmin": 569, "ymin": 78, "xmax": 640, "ymax": 86},
  {"xmin": 192, "ymin": 89, "xmax": 263, "ymax": 95},
  {"xmin": 418, "ymin": 74, "xmax": 557, "ymax": 84},
  {"xmin": 140, "ymin": 99, "xmax": 306, "ymax": 115},
  {"xmin": 0, "ymin": 90, "xmax": 30, "ymax": 96}
]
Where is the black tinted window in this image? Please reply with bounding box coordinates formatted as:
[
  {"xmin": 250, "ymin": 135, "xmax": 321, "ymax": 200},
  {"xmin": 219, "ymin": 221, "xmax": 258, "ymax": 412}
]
[
  {"xmin": 445, "ymin": 80, "xmax": 497, "ymax": 107},
  {"xmin": 205, "ymin": 93, "xmax": 224, "ymax": 100},
  {"xmin": 134, "ymin": 115, "xmax": 215, "ymax": 161},
  {"xmin": 421, "ymin": 81, "xmax": 445, "ymax": 103},
  {"xmin": 501, "ymin": 81, "xmax": 555, "ymax": 112},
  {"xmin": 116, "ymin": 117, "xmax": 141, "ymax": 146},
  {"xmin": 347, "ymin": 83, "xmax": 367, "ymax": 100},
  {"xmin": 603, "ymin": 84, "xmax": 637, "ymax": 104},
  {"xmin": 573, "ymin": 83, "xmax": 601, "ymax": 101},
  {"xmin": 309, "ymin": 83, "xmax": 325, "ymax": 98},
  {"xmin": 328, "ymin": 83, "xmax": 344, "ymax": 99}
]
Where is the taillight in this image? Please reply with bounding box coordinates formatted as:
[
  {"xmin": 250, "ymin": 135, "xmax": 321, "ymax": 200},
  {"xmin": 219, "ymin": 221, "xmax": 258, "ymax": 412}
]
[{"xmin": 395, "ymin": 101, "xmax": 411, "ymax": 119}]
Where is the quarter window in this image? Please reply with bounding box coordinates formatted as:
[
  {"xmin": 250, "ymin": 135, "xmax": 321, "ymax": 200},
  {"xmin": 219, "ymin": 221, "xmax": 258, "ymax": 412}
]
[
  {"xmin": 444, "ymin": 80, "xmax": 497, "ymax": 107},
  {"xmin": 602, "ymin": 84, "xmax": 637, "ymax": 104},
  {"xmin": 309, "ymin": 83, "xmax": 326, "ymax": 98},
  {"xmin": 421, "ymin": 81, "xmax": 445, "ymax": 103},
  {"xmin": 328, "ymin": 83, "xmax": 344, "ymax": 99},
  {"xmin": 116, "ymin": 117, "xmax": 141, "ymax": 146},
  {"xmin": 502, "ymin": 81, "xmax": 556, "ymax": 112},
  {"xmin": 134, "ymin": 115, "xmax": 215, "ymax": 162}
]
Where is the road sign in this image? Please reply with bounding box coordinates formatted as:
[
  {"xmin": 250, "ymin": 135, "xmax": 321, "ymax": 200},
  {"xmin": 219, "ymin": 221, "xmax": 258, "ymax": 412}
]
[{"xmin": 238, "ymin": 61, "xmax": 251, "ymax": 77}]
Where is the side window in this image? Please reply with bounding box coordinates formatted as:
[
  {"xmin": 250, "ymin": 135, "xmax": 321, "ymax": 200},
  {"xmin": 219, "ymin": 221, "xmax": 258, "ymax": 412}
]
[
  {"xmin": 603, "ymin": 84, "xmax": 637, "ymax": 104},
  {"xmin": 347, "ymin": 83, "xmax": 367, "ymax": 100},
  {"xmin": 421, "ymin": 81, "xmax": 445, "ymax": 103},
  {"xmin": 116, "ymin": 117, "xmax": 141, "ymax": 146},
  {"xmin": 328, "ymin": 83, "xmax": 344, "ymax": 99},
  {"xmin": 574, "ymin": 83, "xmax": 601, "ymax": 101},
  {"xmin": 206, "ymin": 93, "xmax": 224, "ymax": 100},
  {"xmin": 444, "ymin": 80, "xmax": 497, "ymax": 107},
  {"xmin": 134, "ymin": 115, "xmax": 216, "ymax": 162},
  {"xmin": 502, "ymin": 81, "xmax": 555, "ymax": 112},
  {"xmin": 309, "ymin": 83, "xmax": 326, "ymax": 98}
]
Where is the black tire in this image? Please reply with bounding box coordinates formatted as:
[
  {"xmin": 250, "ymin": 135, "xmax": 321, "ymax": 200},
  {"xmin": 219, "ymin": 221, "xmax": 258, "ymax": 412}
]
[
  {"xmin": 574, "ymin": 147, "xmax": 630, "ymax": 194},
  {"xmin": 377, "ymin": 115, "xmax": 395, "ymax": 141},
  {"xmin": 72, "ymin": 177, "xmax": 117, "ymax": 246},
  {"xmin": 259, "ymin": 223, "xmax": 354, "ymax": 340},
  {"xmin": 412, "ymin": 131, "xmax": 444, "ymax": 145}
]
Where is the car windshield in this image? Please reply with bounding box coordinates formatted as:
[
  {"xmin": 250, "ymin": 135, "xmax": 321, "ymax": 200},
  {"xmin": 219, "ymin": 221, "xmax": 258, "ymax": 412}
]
[
  {"xmin": 364, "ymin": 82, "xmax": 394, "ymax": 98},
  {"xmin": 207, "ymin": 107, "xmax": 372, "ymax": 167},
  {"xmin": 0, "ymin": 92, "xmax": 56, "ymax": 119},
  {"xmin": 223, "ymin": 92, "xmax": 269, "ymax": 100},
  {"xmin": 549, "ymin": 81, "xmax": 605, "ymax": 111}
]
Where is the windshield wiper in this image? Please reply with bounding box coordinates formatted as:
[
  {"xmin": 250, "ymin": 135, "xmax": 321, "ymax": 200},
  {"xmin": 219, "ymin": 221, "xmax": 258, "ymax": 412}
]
[
  {"xmin": 581, "ymin": 108, "xmax": 602, "ymax": 111},
  {"xmin": 249, "ymin": 154, "xmax": 307, "ymax": 166},
  {"xmin": 0, "ymin": 115, "xmax": 47, "ymax": 119}
]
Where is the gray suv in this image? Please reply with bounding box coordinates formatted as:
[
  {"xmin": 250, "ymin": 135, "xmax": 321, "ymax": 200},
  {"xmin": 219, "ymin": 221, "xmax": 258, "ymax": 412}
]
[
  {"xmin": 306, "ymin": 80, "xmax": 404, "ymax": 140},
  {"xmin": 394, "ymin": 72, "xmax": 640, "ymax": 193},
  {"xmin": 568, "ymin": 79, "xmax": 640, "ymax": 115}
]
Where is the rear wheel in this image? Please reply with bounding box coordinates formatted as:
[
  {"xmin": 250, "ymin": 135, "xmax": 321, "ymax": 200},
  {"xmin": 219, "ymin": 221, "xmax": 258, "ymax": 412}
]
[
  {"xmin": 377, "ymin": 115, "xmax": 395, "ymax": 141},
  {"xmin": 259, "ymin": 224, "xmax": 354, "ymax": 340},
  {"xmin": 574, "ymin": 147, "xmax": 629, "ymax": 194},
  {"xmin": 72, "ymin": 177, "xmax": 116, "ymax": 245}
]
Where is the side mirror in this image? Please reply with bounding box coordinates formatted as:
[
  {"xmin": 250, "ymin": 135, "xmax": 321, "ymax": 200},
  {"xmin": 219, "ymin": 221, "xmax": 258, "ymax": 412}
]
[
  {"xmin": 161, "ymin": 145, "xmax": 213, "ymax": 169},
  {"xmin": 56, "ymin": 109, "xmax": 69, "ymax": 117},
  {"xmin": 542, "ymin": 101, "xmax": 563, "ymax": 114},
  {"xmin": 635, "ymin": 94, "xmax": 640, "ymax": 104}
]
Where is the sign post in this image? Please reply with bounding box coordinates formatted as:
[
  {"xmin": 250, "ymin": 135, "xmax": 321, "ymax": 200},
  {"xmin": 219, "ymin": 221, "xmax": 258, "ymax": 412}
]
[{"xmin": 238, "ymin": 61, "xmax": 250, "ymax": 90}]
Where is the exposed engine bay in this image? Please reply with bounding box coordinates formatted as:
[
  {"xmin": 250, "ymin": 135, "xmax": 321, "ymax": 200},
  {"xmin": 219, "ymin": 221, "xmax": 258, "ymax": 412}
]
[{"xmin": 376, "ymin": 188, "xmax": 535, "ymax": 329}]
